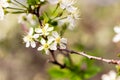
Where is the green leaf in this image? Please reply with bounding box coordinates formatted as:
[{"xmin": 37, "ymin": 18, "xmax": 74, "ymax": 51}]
[
  {"xmin": 64, "ymin": 57, "xmax": 71, "ymax": 67},
  {"xmin": 82, "ymin": 58, "xmax": 101, "ymax": 79},
  {"xmin": 48, "ymin": 66, "xmax": 70, "ymax": 78}
]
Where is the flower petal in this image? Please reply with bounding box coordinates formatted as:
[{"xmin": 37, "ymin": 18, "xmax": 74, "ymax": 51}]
[
  {"xmin": 60, "ymin": 38, "xmax": 67, "ymax": 44},
  {"xmin": 101, "ymin": 75, "xmax": 110, "ymax": 80},
  {"xmin": 31, "ymin": 41, "xmax": 36, "ymax": 48},
  {"xmin": 66, "ymin": 6, "xmax": 77, "ymax": 13},
  {"xmin": 37, "ymin": 46, "xmax": 44, "ymax": 51},
  {"xmin": 47, "ymin": 0, "xmax": 59, "ymax": 4},
  {"xmin": 40, "ymin": 38, "xmax": 46, "ymax": 45},
  {"xmin": 114, "ymin": 26, "xmax": 120, "ymax": 33},
  {"xmin": 23, "ymin": 37, "xmax": 27, "ymax": 42},
  {"xmin": 29, "ymin": 28, "xmax": 34, "ymax": 35},
  {"xmin": 113, "ymin": 34, "xmax": 120, "ymax": 43},
  {"xmin": 109, "ymin": 70, "xmax": 116, "ymax": 79},
  {"xmin": 45, "ymin": 49, "xmax": 50, "ymax": 55},
  {"xmin": 48, "ymin": 36, "xmax": 55, "ymax": 44},
  {"xmin": 52, "ymin": 31, "xmax": 59, "ymax": 38},
  {"xmin": 35, "ymin": 28, "xmax": 42, "ymax": 33},
  {"xmin": 0, "ymin": 0, "xmax": 9, "ymax": 7},
  {"xmin": 33, "ymin": 34, "xmax": 40, "ymax": 39},
  {"xmin": 26, "ymin": 41, "xmax": 30, "ymax": 48},
  {"xmin": 0, "ymin": 7, "xmax": 4, "ymax": 20},
  {"xmin": 60, "ymin": 43, "xmax": 66, "ymax": 49},
  {"xmin": 49, "ymin": 43, "xmax": 57, "ymax": 50}
]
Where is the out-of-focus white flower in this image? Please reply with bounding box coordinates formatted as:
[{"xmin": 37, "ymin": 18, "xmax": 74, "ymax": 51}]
[
  {"xmin": 101, "ymin": 70, "xmax": 120, "ymax": 80},
  {"xmin": 18, "ymin": 13, "xmax": 27, "ymax": 24},
  {"xmin": 0, "ymin": 0, "xmax": 9, "ymax": 20},
  {"xmin": 50, "ymin": 31, "xmax": 67, "ymax": 49},
  {"xmin": 47, "ymin": 0, "xmax": 60, "ymax": 4},
  {"xmin": 35, "ymin": 23, "xmax": 54, "ymax": 36},
  {"xmin": 67, "ymin": 15, "xmax": 75, "ymax": 30},
  {"xmin": 18, "ymin": 13, "xmax": 37, "ymax": 25},
  {"xmin": 67, "ymin": 9, "xmax": 80, "ymax": 30},
  {"xmin": 27, "ymin": 14, "xmax": 37, "ymax": 25},
  {"xmin": 57, "ymin": 11, "xmax": 80, "ymax": 30},
  {"xmin": 0, "ymin": 0, "xmax": 9, "ymax": 7},
  {"xmin": 23, "ymin": 28, "xmax": 37, "ymax": 48},
  {"xmin": 113, "ymin": 26, "xmax": 120, "ymax": 43},
  {"xmin": 60, "ymin": 0, "xmax": 76, "ymax": 13},
  {"xmin": 37, "ymin": 38, "xmax": 55, "ymax": 54},
  {"xmin": 40, "ymin": 0, "xmax": 45, "ymax": 2},
  {"xmin": 56, "ymin": 8, "xmax": 80, "ymax": 30}
]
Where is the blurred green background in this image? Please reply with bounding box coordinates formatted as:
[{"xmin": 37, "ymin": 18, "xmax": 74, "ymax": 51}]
[{"xmin": 0, "ymin": 0, "xmax": 120, "ymax": 80}]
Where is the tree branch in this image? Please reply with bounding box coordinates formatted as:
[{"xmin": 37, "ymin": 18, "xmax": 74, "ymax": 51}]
[{"xmin": 60, "ymin": 49, "xmax": 120, "ymax": 65}]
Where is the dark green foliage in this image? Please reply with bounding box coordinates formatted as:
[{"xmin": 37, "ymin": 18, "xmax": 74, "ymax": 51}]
[{"xmin": 48, "ymin": 57, "xmax": 100, "ymax": 80}]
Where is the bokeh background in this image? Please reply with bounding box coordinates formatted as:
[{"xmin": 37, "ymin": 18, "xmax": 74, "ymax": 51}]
[{"xmin": 0, "ymin": 0, "xmax": 120, "ymax": 80}]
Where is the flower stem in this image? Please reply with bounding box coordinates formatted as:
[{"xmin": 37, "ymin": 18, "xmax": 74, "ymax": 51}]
[
  {"xmin": 7, "ymin": 7, "xmax": 26, "ymax": 10},
  {"xmin": 13, "ymin": 0, "xmax": 27, "ymax": 9},
  {"xmin": 52, "ymin": 3, "xmax": 59, "ymax": 15}
]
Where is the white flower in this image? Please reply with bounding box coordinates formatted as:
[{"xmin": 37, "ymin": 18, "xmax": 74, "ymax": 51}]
[
  {"xmin": 113, "ymin": 26, "xmax": 120, "ymax": 43},
  {"xmin": 37, "ymin": 38, "xmax": 55, "ymax": 54},
  {"xmin": 51, "ymin": 31, "xmax": 67, "ymax": 49},
  {"xmin": 23, "ymin": 28, "xmax": 37, "ymax": 48},
  {"xmin": 101, "ymin": 70, "xmax": 120, "ymax": 80},
  {"xmin": 18, "ymin": 13, "xmax": 37, "ymax": 25},
  {"xmin": 56, "ymin": 8, "xmax": 80, "ymax": 30},
  {"xmin": 57, "ymin": 13, "xmax": 79, "ymax": 30},
  {"xmin": 60, "ymin": 0, "xmax": 76, "ymax": 13},
  {"xmin": 0, "ymin": 0, "xmax": 9, "ymax": 20},
  {"xmin": 35, "ymin": 23, "xmax": 54, "ymax": 36}
]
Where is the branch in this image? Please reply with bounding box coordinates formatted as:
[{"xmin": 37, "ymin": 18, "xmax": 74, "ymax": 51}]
[
  {"xmin": 49, "ymin": 50, "xmax": 67, "ymax": 69},
  {"xmin": 60, "ymin": 49, "xmax": 120, "ymax": 65}
]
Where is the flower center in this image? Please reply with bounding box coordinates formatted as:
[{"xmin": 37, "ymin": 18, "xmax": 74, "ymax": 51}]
[
  {"xmin": 56, "ymin": 37, "xmax": 60, "ymax": 43},
  {"xmin": 44, "ymin": 43, "xmax": 49, "ymax": 49},
  {"xmin": 27, "ymin": 35, "xmax": 33, "ymax": 41}
]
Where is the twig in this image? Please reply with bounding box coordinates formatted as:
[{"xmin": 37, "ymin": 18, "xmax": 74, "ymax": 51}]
[
  {"xmin": 36, "ymin": 6, "xmax": 42, "ymax": 26},
  {"xmin": 60, "ymin": 49, "xmax": 120, "ymax": 65},
  {"xmin": 58, "ymin": 49, "xmax": 73, "ymax": 66},
  {"xmin": 49, "ymin": 50, "xmax": 66, "ymax": 68}
]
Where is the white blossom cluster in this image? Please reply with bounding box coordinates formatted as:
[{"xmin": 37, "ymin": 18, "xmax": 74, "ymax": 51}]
[
  {"xmin": 0, "ymin": 0, "xmax": 9, "ymax": 20},
  {"xmin": 23, "ymin": 23, "xmax": 67, "ymax": 54},
  {"xmin": 0, "ymin": 0, "xmax": 79, "ymax": 54},
  {"xmin": 19, "ymin": 0, "xmax": 79, "ymax": 54},
  {"xmin": 101, "ymin": 70, "xmax": 120, "ymax": 80},
  {"xmin": 113, "ymin": 26, "xmax": 120, "ymax": 43}
]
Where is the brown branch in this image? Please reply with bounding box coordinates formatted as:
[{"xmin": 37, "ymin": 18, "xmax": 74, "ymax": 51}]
[
  {"xmin": 29, "ymin": 5, "xmax": 42, "ymax": 26},
  {"xmin": 49, "ymin": 50, "xmax": 67, "ymax": 68},
  {"xmin": 60, "ymin": 49, "xmax": 120, "ymax": 65}
]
